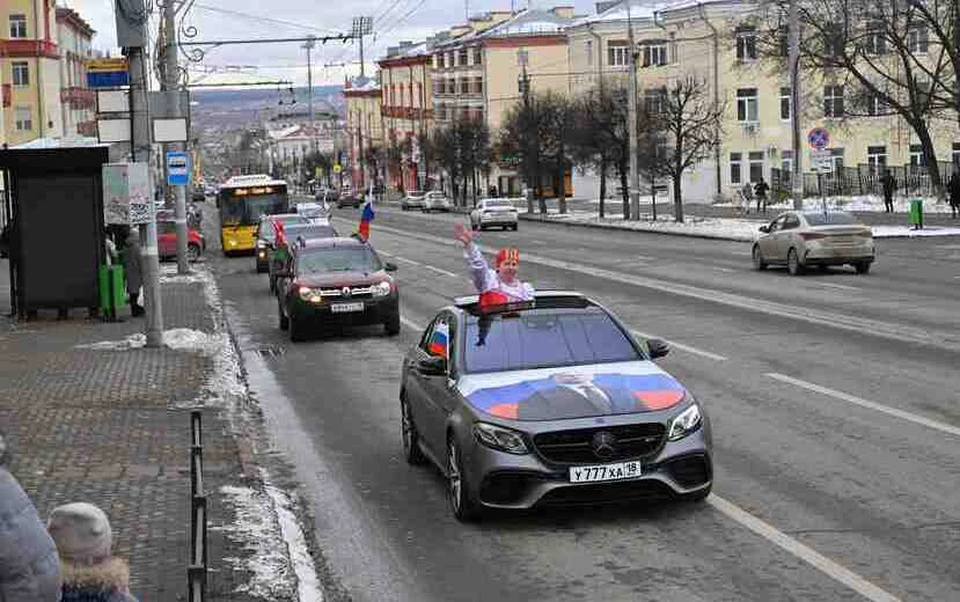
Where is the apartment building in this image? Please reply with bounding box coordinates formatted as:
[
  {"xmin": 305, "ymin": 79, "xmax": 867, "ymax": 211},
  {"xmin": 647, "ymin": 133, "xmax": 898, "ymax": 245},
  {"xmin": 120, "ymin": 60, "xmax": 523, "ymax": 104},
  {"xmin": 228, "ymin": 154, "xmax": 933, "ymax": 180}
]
[
  {"xmin": 55, "ymin": 7, "xmax": 95, "ymax": 138},
  {"xmin": 1, "ymin": 0, "xmax": 63, "ymax": 146},
  {"xmin": 432, "ymin": 7, "xmax": 575, "ymax": 195},
  {"xmin": 343, "ymin": 76, "xmax": 383, "ymax": 191},
  {"xmin": 569, "ymin": 0, "xmax": 960, "ymax": 202}
]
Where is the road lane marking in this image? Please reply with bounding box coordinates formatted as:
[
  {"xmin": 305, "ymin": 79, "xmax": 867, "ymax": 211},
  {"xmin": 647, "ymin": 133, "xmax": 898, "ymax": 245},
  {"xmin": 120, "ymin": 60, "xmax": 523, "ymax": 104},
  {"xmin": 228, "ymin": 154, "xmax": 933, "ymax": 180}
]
[
  {"xmin": 632, "ymin": 330, "xmax": 727, "ymax": 361},
  {"xmin": 708, "ymin": 495, "xmax": 901, "ymax": 602},
  {"xmin": 711, "ymin": 266, "xmax": 735, "ymax": 273},
  {"xmin": 814, "ymin": 281, "xmax": 860, "ymax": 292},
  {"xmin": 378, "ymin": 250, "xmax": 394, "ymax": 257},
  {"xmin": 353, "ymin": 221, "xmax": 956, "ymax": 351},
  {"xmin": 424, "ymin": 264, "xmax": 458, "ymax": 278},
  {"xmin": 400, "ymin": 315, "xmax": 424, "ymax": 332},
  {"xmin": 767, "ymin": 373, "xmax": 960, "ymax": 437},
  {"xmin": 637, "ymin": 255, "xmax": 654, "ymax": 262},
  {"xmin": 395, "ymin": 256, "xmax": 421, "ymax": 266}
]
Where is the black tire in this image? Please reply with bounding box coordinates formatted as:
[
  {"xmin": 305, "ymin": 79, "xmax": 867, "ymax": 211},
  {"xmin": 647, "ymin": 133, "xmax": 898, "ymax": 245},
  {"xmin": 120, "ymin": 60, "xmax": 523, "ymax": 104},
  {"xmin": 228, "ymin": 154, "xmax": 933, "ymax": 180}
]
[
  {"xmin": 448, "ymin": 437, "xmax": 481, "ymax": 522},
  {"xmin": 512, "ymin": 224, "xmax": 518, "ymax": 231},
  {"xmin": 752, "ymin": 245, "xmax": 767, "ymax": 270},
  {"xmin": 855, "ymin": 261, "xmax": 871, "ymax": 274},
  {"xmin": 289, "ymin": 316, "xmax": 305, "ymax": 342},
  {"xmin": 401, "ymin": 205, "xmax": 408, "ymax": 211},
  {"xmin": 256, "ymin": 263, "xmax": 267, "ymax": 274},
  {"xmin": 187, "ymin": 243, "xmax": 201, "ymax": 263},
  {"xmin": 278, "ymin": 302, "xmax": 289, "ymax": 331},
  {"xmin": 401, "ymin": 395, "xmax": 427, "ymax": 466},
  {"xmin": 385, "ymin": 315, "xmax": 401, "ymax": 336},
  {"xmin": 787, "ymin": 248, "xmax": 804, "ymax": 276}
]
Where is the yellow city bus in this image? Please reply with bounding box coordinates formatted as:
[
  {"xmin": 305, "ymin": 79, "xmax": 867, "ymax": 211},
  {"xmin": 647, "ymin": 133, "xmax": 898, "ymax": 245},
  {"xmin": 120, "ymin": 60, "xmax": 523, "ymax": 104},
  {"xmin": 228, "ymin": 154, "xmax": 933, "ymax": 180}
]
[{"xmin": 217, "ymin": 174, "xmax": 289, "ymax": 255}]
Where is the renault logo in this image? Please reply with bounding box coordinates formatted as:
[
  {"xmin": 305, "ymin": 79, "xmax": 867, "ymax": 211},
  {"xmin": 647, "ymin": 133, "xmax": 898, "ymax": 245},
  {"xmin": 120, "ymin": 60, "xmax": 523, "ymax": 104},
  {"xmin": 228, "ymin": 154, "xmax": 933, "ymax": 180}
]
[
  {"xmin": 591, "ymin": 431, "xmax": 617, "ymax": 459},
  {"xmin": 342, "ymin": 286, "xmax": 352, "ymax": 298}
]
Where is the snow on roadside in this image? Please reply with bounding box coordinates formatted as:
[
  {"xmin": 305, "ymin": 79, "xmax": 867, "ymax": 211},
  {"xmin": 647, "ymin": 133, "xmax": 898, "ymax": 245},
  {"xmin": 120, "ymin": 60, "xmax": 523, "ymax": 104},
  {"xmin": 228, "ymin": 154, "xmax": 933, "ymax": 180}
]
[{"xmin": 76, "ymin": 328, "xmax": 217, "ymax": 351}]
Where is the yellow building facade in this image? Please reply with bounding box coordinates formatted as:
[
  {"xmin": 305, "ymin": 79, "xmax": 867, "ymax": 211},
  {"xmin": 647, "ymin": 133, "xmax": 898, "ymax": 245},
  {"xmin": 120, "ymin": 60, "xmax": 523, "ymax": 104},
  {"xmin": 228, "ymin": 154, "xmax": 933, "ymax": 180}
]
[
  {"xmin": 55, "ymin": 7, "xmax": 95, "ymax": 138},
  {"xmin": 378, "ymin": 41, "xmax": 434, "ymax": 192},
  {"xmin": 343, "ymin": 78, "xmax": 383, "ymax": 191},
  {"xmin": 1, "ymin": 0, "xmax": 63, "ymax": 146}
]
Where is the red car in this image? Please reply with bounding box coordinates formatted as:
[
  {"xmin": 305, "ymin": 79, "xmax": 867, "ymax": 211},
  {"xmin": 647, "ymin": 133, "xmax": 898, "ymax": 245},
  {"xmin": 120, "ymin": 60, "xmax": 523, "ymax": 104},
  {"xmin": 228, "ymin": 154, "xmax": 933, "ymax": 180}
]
[{"xmin": 158, "ymin": 220, "xmax": 206, "ymax": 262}]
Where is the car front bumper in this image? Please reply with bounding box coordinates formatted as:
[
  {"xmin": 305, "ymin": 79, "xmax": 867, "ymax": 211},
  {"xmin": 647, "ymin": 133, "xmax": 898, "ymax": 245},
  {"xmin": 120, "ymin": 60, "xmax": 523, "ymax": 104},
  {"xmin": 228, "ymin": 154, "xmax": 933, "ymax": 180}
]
[
  {"xmin": 462, "ymin": 425, "xmax": 712, "ymax": 510},
  {"xmin": 289, "ymin": 293, "xmax": 399, "ymax": 327}
]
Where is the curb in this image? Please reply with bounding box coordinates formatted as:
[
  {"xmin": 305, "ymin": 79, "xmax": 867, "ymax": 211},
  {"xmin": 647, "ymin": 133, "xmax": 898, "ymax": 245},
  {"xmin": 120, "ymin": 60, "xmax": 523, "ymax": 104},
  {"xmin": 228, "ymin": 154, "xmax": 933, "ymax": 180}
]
[{"xmin": 518, "ymin": 213, "xmax": 755, "ymax": 243}]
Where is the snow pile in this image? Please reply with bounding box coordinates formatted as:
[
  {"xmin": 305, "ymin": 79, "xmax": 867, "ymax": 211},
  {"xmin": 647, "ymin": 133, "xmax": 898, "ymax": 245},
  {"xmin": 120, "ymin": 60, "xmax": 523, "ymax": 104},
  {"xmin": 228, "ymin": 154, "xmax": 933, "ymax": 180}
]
[
  {"xmin": 216, "ymin": 485, "xmax": 298, "ymax": 600},
  {"xmin": 264, "ymin": 481, "xmax": 322, "ymax": 602},
  {"xmin": 530, "ymin": 211, "xmax": 761, "ymax": 241},
  {"xmin": 77, "ymin": 333, "xmax": 148, "ymax": 351},
  {"xmin": 162, "ymin": 328, "xmax": 220, "ymax": 354}
]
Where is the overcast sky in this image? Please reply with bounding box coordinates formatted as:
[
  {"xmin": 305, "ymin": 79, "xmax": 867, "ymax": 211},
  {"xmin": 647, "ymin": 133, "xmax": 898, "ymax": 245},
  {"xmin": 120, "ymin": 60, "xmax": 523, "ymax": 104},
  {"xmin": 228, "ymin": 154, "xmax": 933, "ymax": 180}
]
[{"xmin": 63, "ymin": 0, "xmax": 602, "ymax": 86}]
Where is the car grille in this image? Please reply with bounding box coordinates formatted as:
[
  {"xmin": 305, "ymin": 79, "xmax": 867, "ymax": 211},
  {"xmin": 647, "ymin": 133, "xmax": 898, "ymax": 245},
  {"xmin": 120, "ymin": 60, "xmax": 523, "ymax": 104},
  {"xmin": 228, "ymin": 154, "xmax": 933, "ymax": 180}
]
[
  {"xmin": 663, "ymin": 454, "xmax": 711, "ymax": 488},
  {"xmin": 536, "ymin": 480, "xmax": 673, "ymax": 506},
  {"xmin": 317, "ymin": 286, "xmax": 374, "ymax": 300},
  {"xmin": 533, "ymin": 424, "xmax": 665, "ymax": 465}
]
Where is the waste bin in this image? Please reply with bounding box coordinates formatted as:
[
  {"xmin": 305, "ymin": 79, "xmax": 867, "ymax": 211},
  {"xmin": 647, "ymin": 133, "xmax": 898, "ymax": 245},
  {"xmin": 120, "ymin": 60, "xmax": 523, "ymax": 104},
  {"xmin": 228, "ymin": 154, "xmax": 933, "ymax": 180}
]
[
  {"xmin": 98, "ymin": 264, "xmax": 127, "ymax": 320},
  {"xmin": 909, "ymin": 198, "xmax": 923, "ymax": 229}
]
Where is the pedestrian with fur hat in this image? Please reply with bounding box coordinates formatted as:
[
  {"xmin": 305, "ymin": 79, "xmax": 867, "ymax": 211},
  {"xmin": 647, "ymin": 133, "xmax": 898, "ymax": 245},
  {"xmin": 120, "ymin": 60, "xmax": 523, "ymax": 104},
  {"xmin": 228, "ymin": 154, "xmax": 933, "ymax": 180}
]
[
  {"xmin": 454, "ymin": 223, "xmax": 534, "ymax": 308},
  {"xmin": 0, "ymin": 434, "xmax": 62, "ymax": 602},
  {"xmin": 46, "ymin": 502, "xmax": 138, "ymax": 602}
]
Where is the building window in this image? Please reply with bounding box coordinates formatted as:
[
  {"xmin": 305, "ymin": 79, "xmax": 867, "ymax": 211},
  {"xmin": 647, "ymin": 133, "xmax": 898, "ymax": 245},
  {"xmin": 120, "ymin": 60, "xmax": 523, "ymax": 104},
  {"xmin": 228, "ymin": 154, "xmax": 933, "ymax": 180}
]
[
  {"xmin": 9, "ymin": 14, "xmax": 27, "ymax": 38},
  {"xmin": 399, "ymin": 85, "xmax": 405, "ymax": 107},
  {"xmin": 14, "ymin": 106, "xmax": 32, "ymax": 131},
  {"xmin": 608, "ymin": 41, "xmax": 629, "ymax": 67},
  {"xmin": 865, "ymin": 91, "xmax": 885, "ymax": 116},
  {"xmin": 867, "ymin": 145, "xmax": 887, "ymax": 173},
  {"xmin": 910, "ymin": 144, "xmax": 925, "ymax": 167},
  {"xmin": 736, "ymin": 88, "xmax": 758, "ymax": 122},
  {"xmin": 586, "ymin": 40, "xmax": 593, "ymax": 66},
  {"xmin": 865, "ymin": 23, "xmax": 886, "ymax": 55},
  {"xmin": 908, "ymin": 26, "xmax": 929, "ymax": 54},
  {"xmin": 736, "ymin": 27, "xmax": 757, "ymax": 61},
  {"xmin": 825, "ymin": 24, "xmax": 844, "ymax": 58},
  {"xmin": 730, "ymin": 152, "xmax": 742, "ymax": 184},
  {"xmin": 12, "ymin": 62, "xmax": 29, "ymax": 87},
  {"xmin": 642, "ymin": 42, "xmax": 668, "ymax": 67},
  {"xmin": 953, "ymin": 143, "xmax": 960, "ymax": 167},
  {"xmin": 824, "ymin": 85, "xmax": 844, "ymax": 118},
  {"xmin": 778, "ymin": 27, "xmax": 789, "ymax": 58},
  {"xmin": 447, "ymin": 51, "xmax": 455, "ymax": 68},
  {"xmin": 644, "ymin": 88, "xmax": 666, "ymax": 115},
  {"xmin": 473, "ymin": 47, "xmax": 482, "ymax": 65},
  {"xmin": 458, "ymin": 49, "xmax": 468, "ymax": 66},
  {"xmin": 474, "ymin": 77, "xmax": 483, "ymax": 95},
  {"xmin": 781, "ymin": 150, "xmax": 793, "ymax": 176},
  {"xmin": 748, "ymin": 151, "xmax": 764, "ymax": 183},
  {"xmin": 461, "ymin": 78, "xmax": 470, "ymax": 94},
  {"xmin": 830, "ymin": 148, "xmax": 845, "ymax": 172},
  {"xmin": 780, "ymin": 87, "xmax": 791, "ymax": 121}
]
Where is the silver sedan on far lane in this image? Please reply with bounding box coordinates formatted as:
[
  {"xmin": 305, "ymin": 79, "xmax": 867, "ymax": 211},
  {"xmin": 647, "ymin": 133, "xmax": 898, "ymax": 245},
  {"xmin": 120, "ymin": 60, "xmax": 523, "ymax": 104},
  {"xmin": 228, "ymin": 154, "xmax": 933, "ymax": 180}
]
[{"xmin": 752, "ymin": 210, "xmax": 875, "ymax": 275}]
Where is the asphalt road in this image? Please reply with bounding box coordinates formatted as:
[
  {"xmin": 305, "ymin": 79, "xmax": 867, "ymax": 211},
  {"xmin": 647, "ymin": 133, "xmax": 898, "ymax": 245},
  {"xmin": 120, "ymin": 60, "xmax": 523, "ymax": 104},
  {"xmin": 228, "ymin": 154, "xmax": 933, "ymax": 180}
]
[{"xmin": 204, "ymin": 203, "xmax": 960, "ymax": 602}]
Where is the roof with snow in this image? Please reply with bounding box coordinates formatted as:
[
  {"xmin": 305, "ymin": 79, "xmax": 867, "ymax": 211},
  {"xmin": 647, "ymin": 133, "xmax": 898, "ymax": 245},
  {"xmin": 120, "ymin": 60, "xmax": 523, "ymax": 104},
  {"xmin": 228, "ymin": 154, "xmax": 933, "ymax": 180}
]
[
  {"xmin": 477, "ymin": 8, "xmax": 573, "ymax": 38},
  {"xmin": 570, "ymin": 0, "xmax": 742, "ymax": 28},
  {"xmin": 11, "ymin": 136, "xmax": 105, "ymax": 149}
]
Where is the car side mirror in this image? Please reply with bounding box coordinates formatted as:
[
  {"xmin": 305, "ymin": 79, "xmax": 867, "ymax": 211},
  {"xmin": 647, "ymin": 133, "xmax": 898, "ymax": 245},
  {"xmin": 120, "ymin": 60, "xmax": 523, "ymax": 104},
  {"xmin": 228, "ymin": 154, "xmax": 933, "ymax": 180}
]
[
  {"xmin": 759, "ymin": 225, "xmax": 770, "ymax": 233},
  {"xmin": 646, "ymin": 338, "xmax": 670, "ymax": 359},
  {"xmin": 384, "ymin": 262, "xmax": 398, "ymax": 272},
  {"xmin": 418, "ymin": 355, "xmax": 447, "ymax": 376}
]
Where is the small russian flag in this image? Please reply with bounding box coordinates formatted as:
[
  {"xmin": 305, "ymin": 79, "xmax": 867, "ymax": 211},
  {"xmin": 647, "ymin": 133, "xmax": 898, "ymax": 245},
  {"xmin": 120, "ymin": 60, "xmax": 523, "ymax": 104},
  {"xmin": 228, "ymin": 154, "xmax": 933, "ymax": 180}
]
[
  {"xmin": 428, "ymin": 321, "xmax": 449, "ymax": 358},
  {"xmin": 358, "ymin": 197, "xmax": 375, "ymax": 241}
]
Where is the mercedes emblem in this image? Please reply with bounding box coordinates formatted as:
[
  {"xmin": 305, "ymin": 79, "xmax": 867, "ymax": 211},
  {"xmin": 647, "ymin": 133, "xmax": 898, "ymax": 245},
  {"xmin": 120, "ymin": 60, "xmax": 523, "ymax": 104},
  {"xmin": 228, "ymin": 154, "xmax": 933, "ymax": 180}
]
[{"xmin": 591, "ymin": 431, "xmax": 617, "ymax": 459}]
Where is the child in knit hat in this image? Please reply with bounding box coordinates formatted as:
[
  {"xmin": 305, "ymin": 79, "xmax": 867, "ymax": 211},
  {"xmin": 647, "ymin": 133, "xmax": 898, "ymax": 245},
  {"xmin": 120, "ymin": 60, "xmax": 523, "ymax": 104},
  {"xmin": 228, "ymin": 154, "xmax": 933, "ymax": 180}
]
[{"xmin": 47, "ymin": 502, "xmax": 138, "ymax": 602}]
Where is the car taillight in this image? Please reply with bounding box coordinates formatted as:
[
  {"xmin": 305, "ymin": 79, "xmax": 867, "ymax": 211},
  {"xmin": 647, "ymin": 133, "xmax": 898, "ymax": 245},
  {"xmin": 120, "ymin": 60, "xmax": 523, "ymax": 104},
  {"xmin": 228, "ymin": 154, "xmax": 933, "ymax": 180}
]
[{"xmin": 799, "ymin": 232, "xmax": 827, "ymax": 240}]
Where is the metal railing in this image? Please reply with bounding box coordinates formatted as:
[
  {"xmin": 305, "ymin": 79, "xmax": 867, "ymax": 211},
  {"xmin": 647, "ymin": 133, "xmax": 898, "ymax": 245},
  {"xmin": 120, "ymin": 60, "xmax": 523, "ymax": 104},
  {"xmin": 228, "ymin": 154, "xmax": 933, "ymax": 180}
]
[
  {"xmin": 188, "ymin": 410, "xmax": 208, "ymax": 602},
  {"xmin": 771, "ymin": 161, "xmax": 957, "ymax": 200}
]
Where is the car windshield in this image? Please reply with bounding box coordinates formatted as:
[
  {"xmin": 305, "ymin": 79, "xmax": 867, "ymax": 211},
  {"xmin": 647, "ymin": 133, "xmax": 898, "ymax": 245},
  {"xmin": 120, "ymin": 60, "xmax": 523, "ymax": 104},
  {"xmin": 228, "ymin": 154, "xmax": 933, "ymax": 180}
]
[
  {"xmin": 220, "ymin": 193, "xmax": 286, "ymax": 226},
  {"xmin": 297, "ymin": 204, "xmax": 325, "ymax": 218},
  {"xmin": 484, "ymin": 199, "xmax": 513, "ymax": 208},
  {"xmin": 463, "ymin": 309, "xmax": 641, "ymax": 374},
  {"xmin": 285, "ymin": 224, "xmax": 337, "ymax": 241},
  {"xmin": 258, "ymin": 215, "xmax": 305, "ymax": 242},
  {"xmin": 804, "ymin": 211, "xmax": 857, "ymax": 225},
  {"xmin": 297, "ymin": 247, "xmax": 383, "ymax": 274}
]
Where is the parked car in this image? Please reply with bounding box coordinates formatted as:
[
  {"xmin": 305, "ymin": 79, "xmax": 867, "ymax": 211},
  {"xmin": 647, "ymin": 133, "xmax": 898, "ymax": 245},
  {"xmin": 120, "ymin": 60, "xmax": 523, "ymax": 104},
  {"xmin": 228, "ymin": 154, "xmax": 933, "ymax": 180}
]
[
  {"xmin": 400, "ymin": 291, "xmax": 711, "ymax": 521},
  {"xmin": 337, "ymin": 190, "xmax": 361, "ymax": 209},
  {"xmin": 255, "ymin": 213, "xmax": 310, "ymax": 273},
  {"xmin": 276, "ymin": 237, "xmax": 400, "ymax": 341},
  {"xmin": 401, "ymin": 191, "xmax": 425, "ymax": 211},
  {"xmin": 469, "ymin": 198, "xmax": 519, "ymax": 231},
  {"xmin": 422, "ymin": 191, "xmax": 453, "ymax": 212},
  {"xmin": 268, "ymin": 223, "xmax": 339, "ymax": 293},
  {"xmin": 296, "ymin": 201, "xmax": 330, "ymax": 224},
  {"xmin": 752, "ymin": 210, "xmax": 875, "ymax": 275},
  {"xmin": 157, "ymin": 220, "xmax": 205, "ymax": 262}
]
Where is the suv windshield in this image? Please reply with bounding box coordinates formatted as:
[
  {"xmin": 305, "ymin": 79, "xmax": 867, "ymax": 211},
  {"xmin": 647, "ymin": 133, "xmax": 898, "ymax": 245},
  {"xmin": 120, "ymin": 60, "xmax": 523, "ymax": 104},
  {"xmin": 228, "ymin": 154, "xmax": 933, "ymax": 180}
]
[
  {"xmin": 286, "ymin": 224, "xmax": 337, "ymax": 241},
  {"xmin": 463, "ymin": 309, "xmax": 641, "ymax": 373},
  {"xmin": 297, "ymin": 247, "xmax": 383, "ymax": 274},
  {"xmin": 804, "ymin": 211, "xmax": 857, "ymax": 225}
]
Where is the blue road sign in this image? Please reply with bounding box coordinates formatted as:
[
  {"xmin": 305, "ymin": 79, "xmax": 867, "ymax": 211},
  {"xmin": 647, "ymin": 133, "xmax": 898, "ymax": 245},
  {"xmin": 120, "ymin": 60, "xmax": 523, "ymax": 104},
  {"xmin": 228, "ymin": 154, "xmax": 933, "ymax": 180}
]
[
  {"xmin": 87, "ymin": 71, "xmax": 130, "ymax": 88},
  {"xmin": 807, "ymin": 127, "xmax": 830, "ymax": 150},
  {"xmin": 166, "ymin": 151, "xmax": 190, "ymax": 186}
]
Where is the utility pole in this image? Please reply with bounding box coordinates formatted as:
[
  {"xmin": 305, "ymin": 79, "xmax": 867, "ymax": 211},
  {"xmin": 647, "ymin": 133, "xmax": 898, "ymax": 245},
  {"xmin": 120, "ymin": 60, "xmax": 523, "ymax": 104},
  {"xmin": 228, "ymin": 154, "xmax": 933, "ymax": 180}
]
[
  {"xmin": 789, "ymin": 0, "xmax": 803, "ymax": 209},
  {"xmin": 122, "ymin": 1, "xmax": 164, "ymax": 347},
  {"xmin": 303, "ymin": 36, "xmax": 316, "ymax": 126},
  {"xmin": 626, "ymin": 1, "xmax": 641, "ymax": 221},
  {"xmin": 163, "ymin": 0, "xmax": 189, "ymax": 274},
  {"xmin": 518, "ymin": 52, "xmax": 533, "ymax": 213}
]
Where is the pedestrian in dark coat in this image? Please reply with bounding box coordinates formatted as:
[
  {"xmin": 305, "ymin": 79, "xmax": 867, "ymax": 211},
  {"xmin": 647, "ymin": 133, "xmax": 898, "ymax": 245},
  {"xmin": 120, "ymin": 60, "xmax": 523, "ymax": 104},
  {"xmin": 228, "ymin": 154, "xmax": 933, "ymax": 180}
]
[
  {"xmin": 948, "ymin": 172, "xmax": 960, "ymax": 219},
  {"xmin": 881, "ymin": 170, "xmax": 896, "ymax": 213},
  {"xmin": 47, "ymin": 503, "xmax": 138, "ymax": 602},
  {"xmin": 0, "ymin": 435, "xmax": 62, "ymax": 602},
  {"xmin": 754, "ymin": 177, "xmax": 770, "ymax": 213},
  {"xmin": 120, "ymin": 228, "xmax": 143, "ymax": 317}
]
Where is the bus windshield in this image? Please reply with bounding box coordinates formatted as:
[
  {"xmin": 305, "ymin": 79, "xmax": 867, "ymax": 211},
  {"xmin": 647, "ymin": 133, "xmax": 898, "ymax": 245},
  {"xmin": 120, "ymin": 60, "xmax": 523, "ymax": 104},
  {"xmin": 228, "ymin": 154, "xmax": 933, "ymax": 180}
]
[{"xmin": 220, "ymin": 191, "xmax": 288, "ymax": 226}]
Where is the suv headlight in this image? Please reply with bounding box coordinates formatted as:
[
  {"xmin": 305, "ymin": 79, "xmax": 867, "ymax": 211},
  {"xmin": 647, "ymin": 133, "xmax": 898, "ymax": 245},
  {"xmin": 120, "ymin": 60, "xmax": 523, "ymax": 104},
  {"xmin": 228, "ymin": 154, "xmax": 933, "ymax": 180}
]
[
  {"xmin": 298, "ymin": 286, "xmax": 321, "ymax": 302},
  {"xmin": 667, "ymin": 404, "xmax": 702, "ymax": 441},
  {"xmin": 474, "ymin": 422, "xmax": 530, "ymax": 455},
  {"xmin": 256, "ymin": 239, "xmax": 267, "ymax": 249},
  {"xmin": 372, "ymin": 281, "xmax": 393, "ymax": 298}
]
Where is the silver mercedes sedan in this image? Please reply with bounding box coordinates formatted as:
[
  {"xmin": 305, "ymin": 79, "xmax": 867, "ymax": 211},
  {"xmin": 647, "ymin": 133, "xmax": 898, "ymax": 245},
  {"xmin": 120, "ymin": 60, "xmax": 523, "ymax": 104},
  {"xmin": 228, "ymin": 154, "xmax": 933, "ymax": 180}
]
[{"xmin": 752, "ymin": 210, "xmax": 875, "ymax": 275}]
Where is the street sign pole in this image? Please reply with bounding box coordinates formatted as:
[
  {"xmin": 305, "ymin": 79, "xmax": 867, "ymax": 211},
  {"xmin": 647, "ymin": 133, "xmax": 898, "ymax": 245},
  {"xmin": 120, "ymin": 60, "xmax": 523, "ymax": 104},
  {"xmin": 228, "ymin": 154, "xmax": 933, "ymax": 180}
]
[{"xmin": 163, "ymin": 0, "xmax": 190, "ymax": 275}]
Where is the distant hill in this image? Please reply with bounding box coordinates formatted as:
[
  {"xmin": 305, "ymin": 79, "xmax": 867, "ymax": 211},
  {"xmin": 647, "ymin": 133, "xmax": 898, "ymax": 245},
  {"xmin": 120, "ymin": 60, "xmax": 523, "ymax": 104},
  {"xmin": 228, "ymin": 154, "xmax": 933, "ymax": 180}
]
[{"xmin": 191, "ymin": 85, "xmax": 344, "ymax": 131}]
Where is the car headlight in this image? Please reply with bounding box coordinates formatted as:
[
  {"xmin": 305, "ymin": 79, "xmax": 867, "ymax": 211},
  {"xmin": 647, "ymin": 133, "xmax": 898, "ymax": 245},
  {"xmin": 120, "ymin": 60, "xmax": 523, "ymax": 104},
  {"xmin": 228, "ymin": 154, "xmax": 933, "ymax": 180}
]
[
  {"xmin": 372, "ymin": 281, "xmax": 392, "ymax": 298},
  {"xmin": 298, "ymin": 286, "xmax": 321, "ymax": 303},
  {"xmin": 474, "ymin": 422, "xmax": 530, "ymax": 455},
  {"xmin": 256, "ymin": 239, "xmax": 267, "ymax": 249},
  {"xmin": 667, "ymin": 404, "xmax": 702, "ymax": 441}
]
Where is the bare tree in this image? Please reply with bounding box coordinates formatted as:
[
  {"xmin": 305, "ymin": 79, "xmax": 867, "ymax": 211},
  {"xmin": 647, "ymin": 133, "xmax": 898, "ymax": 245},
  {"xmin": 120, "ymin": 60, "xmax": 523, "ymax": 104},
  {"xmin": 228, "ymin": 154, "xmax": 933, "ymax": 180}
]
[
  {"xmin": 644, "ymin": 77, "xmax": 724, "ymax": 223},
  {"xmin": 569, "ymin": 85, "xmax": 632, "ymax": 219},
  {"xmin": 430, "ymin": 116, "xmax": 491, "ymax": 207}
]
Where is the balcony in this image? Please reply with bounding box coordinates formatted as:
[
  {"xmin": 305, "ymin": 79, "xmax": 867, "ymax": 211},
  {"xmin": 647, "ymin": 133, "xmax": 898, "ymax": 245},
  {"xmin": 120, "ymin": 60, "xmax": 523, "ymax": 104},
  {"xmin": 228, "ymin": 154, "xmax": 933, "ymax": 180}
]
[{"xmin": 61, "ymin": 87, "xmax": 95, "ymax": 109}]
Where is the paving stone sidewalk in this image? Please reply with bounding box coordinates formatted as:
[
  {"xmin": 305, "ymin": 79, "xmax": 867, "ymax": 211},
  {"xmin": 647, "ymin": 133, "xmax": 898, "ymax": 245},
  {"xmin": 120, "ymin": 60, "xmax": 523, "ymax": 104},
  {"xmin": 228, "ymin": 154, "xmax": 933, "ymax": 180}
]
[{"xmin": 0, "ymin": 261, "xmax": 275, "ymax": 602}]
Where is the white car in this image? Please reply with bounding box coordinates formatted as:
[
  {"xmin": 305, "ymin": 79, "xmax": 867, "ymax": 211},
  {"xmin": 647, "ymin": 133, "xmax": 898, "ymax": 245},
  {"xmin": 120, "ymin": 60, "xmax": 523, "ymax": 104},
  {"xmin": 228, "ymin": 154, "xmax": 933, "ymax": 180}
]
[
  {"xmin": 470, "ymin": 198, "xmax": 519, "ymax": 231},
  {"xmin": 752, "ymin": 210, "xmax": 875, "ymax": 275},
  {"xmin": 401, "ymin": 191, "xmax": 425, "ymax": 211},
  {"xmin": 295, "ymin": 202, "xmax": 330, "ymax": 224},
  {"xmin": 422, "ymin": 191, "xmax": 452, "ymax": 212}
]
